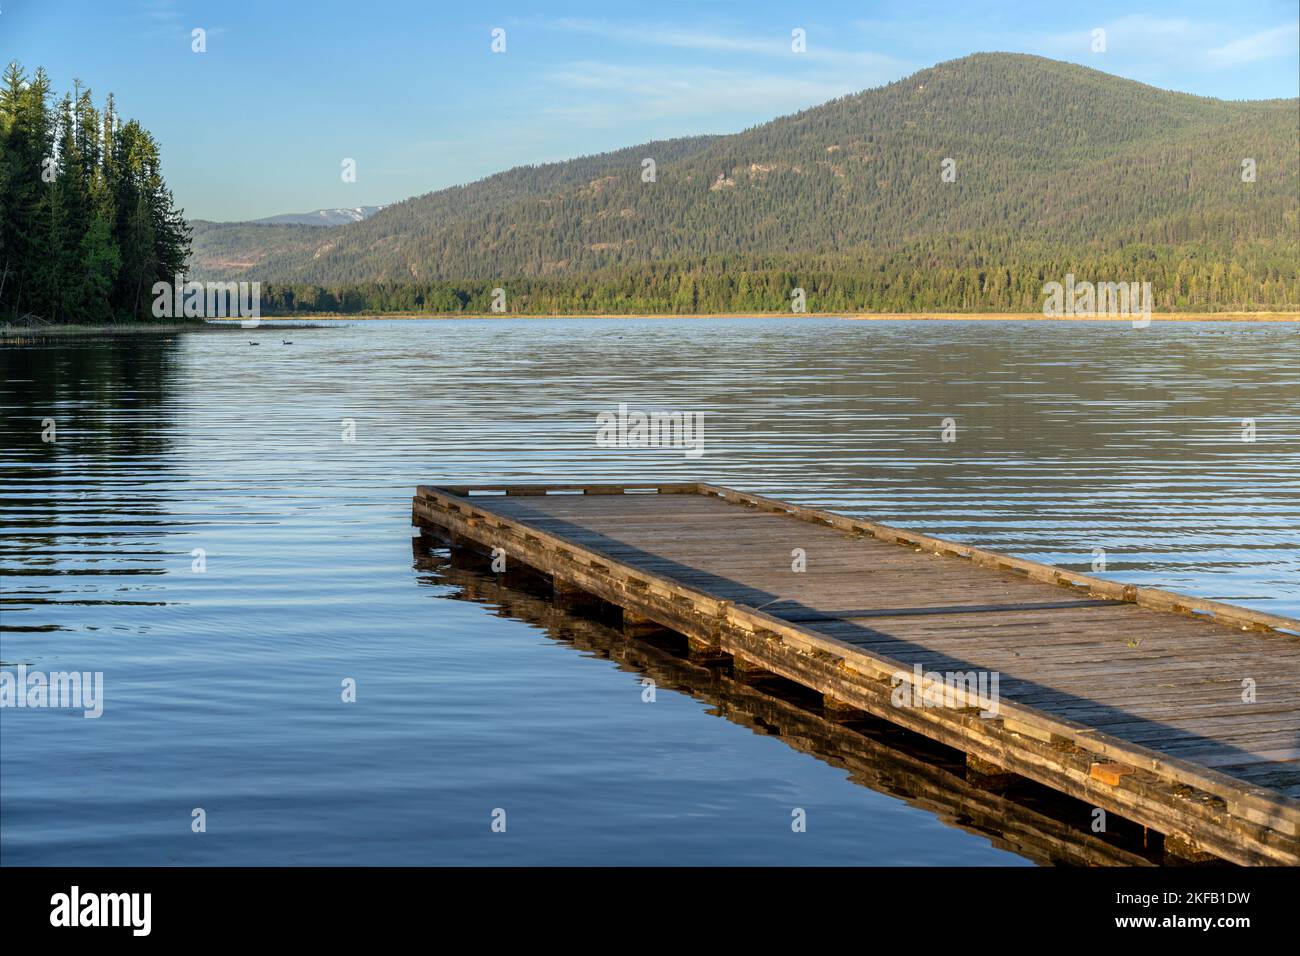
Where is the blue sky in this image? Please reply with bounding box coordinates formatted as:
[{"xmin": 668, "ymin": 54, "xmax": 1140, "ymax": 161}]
[{"xmin": 3, "ymin": 0, "xmax": 1297, "ymax": 220}]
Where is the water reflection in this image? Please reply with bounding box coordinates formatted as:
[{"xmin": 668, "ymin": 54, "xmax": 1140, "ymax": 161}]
[
  {"xmin": 1, "ymin": 318, "xmax": 1295, "ymax": 865},
  {"xmin": 414, "ymin": 538, "xmax": 1206, "ymax": 867},
  {"xmin": 1, "ymin": 338, "xmax": 181, "ymax": 632}
]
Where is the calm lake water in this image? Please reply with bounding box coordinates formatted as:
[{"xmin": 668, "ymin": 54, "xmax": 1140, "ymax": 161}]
[{"xmin": 2, "ymin": 317, "xmax": 1298, "ymax": 865}]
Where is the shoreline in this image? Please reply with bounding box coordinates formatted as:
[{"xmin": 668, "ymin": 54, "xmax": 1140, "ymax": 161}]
[
  {"xmin": 3, "ymin": 311, "xmax": 1297, "ymax": 338},
  {"xmin": 0, "ymin": 320, "xmax": 320, "ymax": 340},
  {"xmin": 249, "ymin": 310, "xmax": 1300, "ymax": 323}
]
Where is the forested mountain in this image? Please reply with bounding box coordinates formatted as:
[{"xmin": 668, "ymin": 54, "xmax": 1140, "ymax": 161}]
[
  {"xmin": 187, "ymin": 132, "xmax": 720, "ymax": 276},
  {"xmin": 192, "ymin": 53, "xmax": 1300, "ymax": 312},
  {"xmin": 0, "ymin": 63, "xmax": 190, "ymax": 323}
]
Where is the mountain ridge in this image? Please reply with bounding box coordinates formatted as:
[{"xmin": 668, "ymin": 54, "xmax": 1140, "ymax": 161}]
[{"xmin": 187, "ymin": 53, "xmax": 1299, "ymax": 312}]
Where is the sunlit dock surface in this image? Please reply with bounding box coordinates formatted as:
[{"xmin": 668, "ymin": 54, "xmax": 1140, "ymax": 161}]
[{"xmin": 413, "ymin": 482, "xmax": 1300, "ymax": 865}]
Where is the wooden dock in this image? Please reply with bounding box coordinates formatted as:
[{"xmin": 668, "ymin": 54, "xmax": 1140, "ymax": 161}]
[
  {"xmin": 417, "ymin": 548, "xmax": 1165, "ymax": 865},
  {"xmin": 412, "ymin": 482, "xmax": 1300, "ymax": 865}
]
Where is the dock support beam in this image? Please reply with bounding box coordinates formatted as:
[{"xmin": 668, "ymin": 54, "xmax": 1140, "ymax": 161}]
[
  {"xmin": 1163, "ymin": 833, "xmax": 1219, "ymax": 865},
  {"xmin": 553, "ymin": 578, "xmax": 604, "ymax": 614},
  {"xmin": 733, "ymin": 655, "xmax": 778, "ymax": 681},
  {"xmin": 622, "ymin": 609, "xmax": 667, "ymax": 638},
  {"xmin": 686, "ymin": 635, "xmax": 728, "ymax": 664},
  {"xmin": 822, "ymin": 694, "xmax": 863, "ymax": 720},
  {"xmin": 449, "ymin": 531, "xmax": 485, "ymax": 554},
  {"xmin": 413, "ymin": 521, "xmax": 451, "ymax": 547},
  {"xmin": 966, "ymin": 753, "xmax": 1019, "ymax": 789}
]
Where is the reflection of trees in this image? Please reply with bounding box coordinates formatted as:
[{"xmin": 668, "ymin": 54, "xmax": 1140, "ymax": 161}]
[{"xmin": 0, "ymin": 337, "xmax": 180, "ymax": 575}]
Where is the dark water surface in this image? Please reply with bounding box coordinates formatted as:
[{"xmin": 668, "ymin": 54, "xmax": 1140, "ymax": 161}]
[{"xmin": 2, "ymin": 318, "xmax": 1298, "ymax": 865}]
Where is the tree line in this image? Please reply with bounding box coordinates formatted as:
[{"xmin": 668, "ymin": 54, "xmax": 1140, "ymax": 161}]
[
  {"xmin": 256, "ymin": 235, "xmax": 1298, "ymax": 315},
  {"xmin": 0, "ymin": 61, "xmax": 190, "ymax": 323}
]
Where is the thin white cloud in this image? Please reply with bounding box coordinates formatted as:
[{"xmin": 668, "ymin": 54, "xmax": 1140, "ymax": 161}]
[
  {"xmin": 846, "ymin": 13, "xmax": 1296, "ymax": 85},
  {"xmin": 1035, "ymin": 16, "xmax": 1204, "ymax": 58},
  {"xmin": 1205, "ymin": 23, "xmax": 1300, "ymax": 68},
  {"xmin": 552, "ymin": 17, "xmax": 780, "ymax": 55},
  {"xmin": 547, "ymin": 17, "xmax": 909, "ymax": 73},
  {"xmin": 1032, "ymin": 15, "xmax": 1296, "ymax": 73},
  {"xmin": 138, "ymin": 0, "xmax": 183, "ymax": 22},
  {"xmin": 135, "ymin": 0, "xmax": 230, "ymax": 42},
  {"xmin": 537, "ymin": 60, "xmax": 875, "ymax": 127}
]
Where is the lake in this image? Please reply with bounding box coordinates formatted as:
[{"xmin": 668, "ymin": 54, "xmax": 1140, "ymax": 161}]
[{"xmin": 2, "ymin": 317, "xmax": 1298, "ymax": 865}]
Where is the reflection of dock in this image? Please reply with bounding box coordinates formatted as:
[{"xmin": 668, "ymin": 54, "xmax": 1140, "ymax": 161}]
[
  {"xmin": 416, "ymin": 548, "xmax": 1160, "ymax": 865},
  {"xmin": 412, "ymin": 483, "xmax": 1300, "ymax": 865}
]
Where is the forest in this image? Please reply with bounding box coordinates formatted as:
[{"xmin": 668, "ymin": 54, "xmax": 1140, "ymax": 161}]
[
  {"xmin": 0, "ymin": 62, "xmax": 190, "ymax": 324},
  {"xmin": 254, "ymin": 235, "xmax": 1297, "ymax": 316}
]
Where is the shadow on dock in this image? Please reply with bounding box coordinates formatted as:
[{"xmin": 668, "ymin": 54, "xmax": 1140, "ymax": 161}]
[{"xmin": 413, "ymin": 536, "xmax": 1226, "ymax": 867}]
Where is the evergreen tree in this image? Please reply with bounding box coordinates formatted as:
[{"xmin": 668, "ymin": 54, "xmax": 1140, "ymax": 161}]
[{"xmin": 0, "ymin": 61, "xmax": 190, "ymax": 323}]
